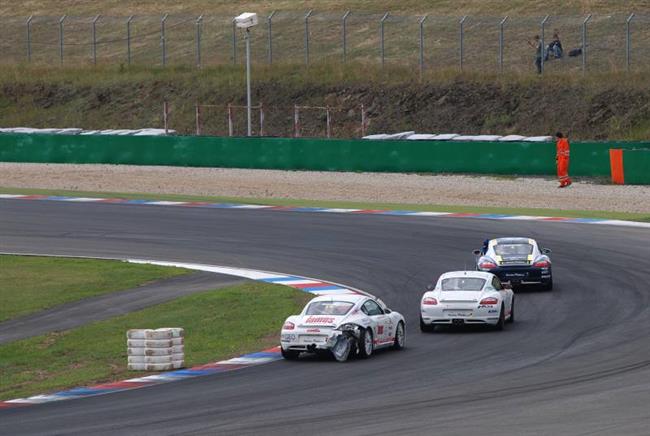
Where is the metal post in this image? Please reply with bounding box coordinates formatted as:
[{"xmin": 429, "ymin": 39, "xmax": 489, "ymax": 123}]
[
  {"xmin": 267, "ymin": 11, "xmax": 276, "ymax": 64},
  {"xmin": 59, "ymin": 15, "xmax": 66, "ymax": 64},
  {"xmin": 419, "ymin": 15, "xmax": 427, "ymax": 78},
  {"xmin": 326, "ymin": 107, "xmax": 331, "ymax": 138},
  {"xmin": 232, "ymin": 18, "xmax": 237, "ymax": 64},
  {"xmin": 195, "ymin": 102, "xmax": 201, "ymax": 135},
  {"xmin": 161, "ymin": 14, "xmax": 168, "ymax": 67},
  {"xmin": 380, "ymin": 12, "xmax": 389, "ymax": 67},
  {"xmin": 127, "ymin": 16, "xmax": 133, "ymax": 65},
  {"xmin": 459, "ymin": 16, "xmax": 467, "ymax": 71},
  {"xmin": 582, "ymin": 14, "xmax": 592, "ymax": 74},
  {"xmin": 92, "ymin": 15, "xmax": 100, "ymax": 65},
  {"xmin": 228, "ymin": 104, "xmax": 233, "ymax": 137},
  {"xmin": 304, "ymin": 10, "xmax": 313, "ymax": 66},
  {"xmin": 195, "ymin": 15, "xmax": 203, "ymax": 68},
  {"xmin": 499, "ymin": 16, "xmax": 508, "ymax": 72},
  {"xmin": 540, "ymin": 15, "xmax": 549, "ymax": 74},
  {"xmin": 342, "ymin": 11, "xmax": 350, "ymax": 62},
  {"xmin": 163, "ymin": 101, "xmax": 169, "ymax": 135},
  {"xmin": 26, "ymin": 16, "xmax": 33, "ymax": 62},
  {"xmin": 361, "ymin": 103, "xmax": 367, "ymax": 137},
  {"xmin": 259, "ymin": 103, "xmax": 265, "ymax": 136},
  {"xmin": 294, "ymin": 105, "xmax": 300, "ymax": 138},
  {"xmin": 245, "ymin": 28, "xmax": 252, "ymax": 136},
  {"xmin": 626, "ymin": 13, "xmax": 634, "ymax": 72}
]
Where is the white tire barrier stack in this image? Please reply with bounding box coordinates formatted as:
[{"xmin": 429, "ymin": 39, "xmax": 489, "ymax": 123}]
[{"xmin": 127, "ymin": 328, "xmax": 185, "ymax": 371}]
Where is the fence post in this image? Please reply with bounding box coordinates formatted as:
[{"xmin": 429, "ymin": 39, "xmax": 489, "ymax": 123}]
[
  {"xmin": 626, "ymin": 13, "xmax": 634, "ymax": 72},
  {"xmin": 228, "ymin": 104, "xmax": 233, "ymax": 137},
  {"xmin": 326, "ymin": 107, "xmax": 331, "ymax": 138},
  {"xmin": 360, "ymin": 103, "xmax": 367, "ymax": 137},
  {"xmin": 195, "ymin": 102, "xmax": 201, "ymax": 135},
  {"xmin": 304, "ymin": 10, "xmax": 313, "ymax": 66},
  {"xmin": 232, "ymin": 17, "xmax": 237, "ymax": 64},
  {"xmin": 499, "ymin": 16, "xmax": 508, "ymax": 72},
  {"xmin": 582, "ymin": 14, "xmax": 592, "ymax": 74},
  {"xmin": 259, "ymin": 103, "xmax": 264, "ymax": 136},
  {"xmin": 380, "ymin": 12, "xmax": 389, "ymax": 67},
  {"xmin": 127, "ymin": 16, "xmax": 133, "ymax": 65},
  {"xmin": 163, "ymin": 101, "xmax": 169, "ymax": 135},
  {"xmin": 161, "ymin": 14, "xmax": 168, "ymax": 67},
  {"xmin": 92, "ymin": 15, "xmax": 101, "ymax": 65},
  {"xmin": 342, "ymin": 10, "xmax": 350, "ymax": 63},
  {"xmin": 195, "ymin": 15, "xmax": 203, "ymax": 68},
  {"xmin": 267, "ymin": 11, "xmax": 276, "ymax": 64},
  {"xmin": 418, "ymin": 15, "xmax": 428, "ymax": 79},
  {"xmin": 59, "ymin": 15, "xmax": 66, "ymax": 64},
  {"xmin": 540, "ymin": 15, "xmax": 549, "ymax": 74},
  {"xmin": 459, "ymin": 15, "xmax": 467, "ymax": 71},
  {"xmin": 26, "ymin": 15, "xmax": 33, "ymax": 62},
  {"xmin": 294, "ymin": 105, "xmax": 301, "ymax": 138}
]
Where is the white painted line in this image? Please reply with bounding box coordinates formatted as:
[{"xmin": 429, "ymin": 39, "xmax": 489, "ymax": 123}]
[
  {"xmin": 220, "ymin": 357, "xmax": 278, "ymax": 364},
  {"xmin": 62, "ymin": 197, "xmax": 105, "ymax": 202},
  {"xmin": 0, "ymin": 194, "xmax": 27, "ymax": 198},
  {"xmin": 269, "ymin": 279, "xmax": 322, "ymax": 286},
  {"xmin": 146, "ymin": 201, "xmax": 189, "ymax": 206},
  {"xmin": 321, "ymin": 208, "xmax": 362, "ymax": 213},
  {"xmin": 409, "ymin": 211, "xmax": 452, "ymax": 217},
  {"xmin": 228, "ymin": 205, "xmax": 274, "ymax": 209}
]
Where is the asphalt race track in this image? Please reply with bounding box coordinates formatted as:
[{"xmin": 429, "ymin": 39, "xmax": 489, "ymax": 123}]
[{"xmin": 1, "ymin": 199, "xmax": 649, "ymax": 435}]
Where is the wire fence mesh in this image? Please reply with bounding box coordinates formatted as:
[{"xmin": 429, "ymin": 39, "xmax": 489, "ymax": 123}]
[{"xmin": 0, "ymin": 12, "xmax": 648, "ymax": 73}]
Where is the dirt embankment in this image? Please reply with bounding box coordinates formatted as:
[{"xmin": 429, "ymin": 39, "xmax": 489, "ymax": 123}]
[{"xmin": 1, "ymin": 74, "xmax": 649, "ymax": 139}]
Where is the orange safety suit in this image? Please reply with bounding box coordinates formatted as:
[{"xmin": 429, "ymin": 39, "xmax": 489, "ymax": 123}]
[{"xmin": 556, "ymin": 137, "xmax": 572, "ymax": 187}]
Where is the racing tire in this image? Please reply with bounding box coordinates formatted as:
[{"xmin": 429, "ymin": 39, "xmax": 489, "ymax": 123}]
[
  {"xmin": 393, "ymin": 322, "xmax": 406, "ymax": 350},
  {"xmin": 542, "ymin": 277, "xmax": 553, "ymax": 291},
  {"xmin": 506, "ymin": 298, "xmax": 515, "ymax": 324},
  {"xmin": 281, "ymin": 348, "xmax": 300, "ymax": 360},
  {"xmin": 420, "ymin": 317, "xmax": 435, "ymax": 333},
  {"xmin": 494, "ymin": 304, "xmax": 505, "ymax": 331},
  {"xmin": 332, "ymin": 336, "xmax": 353, "ymax": 362},
  {"xmin": 357, "ymin": 328, "xmax": 374, "ymax": 359}
]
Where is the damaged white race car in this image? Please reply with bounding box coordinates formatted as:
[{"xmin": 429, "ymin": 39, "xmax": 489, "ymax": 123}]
[{"xmin": 280, "ymin": 294, "xmax": 405, "ymax": 362}]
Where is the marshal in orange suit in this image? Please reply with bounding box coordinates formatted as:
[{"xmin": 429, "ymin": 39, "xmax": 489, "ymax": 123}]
[{"xmin": 555, "ymin": 132, "xmax": 572, "ymax": 188}]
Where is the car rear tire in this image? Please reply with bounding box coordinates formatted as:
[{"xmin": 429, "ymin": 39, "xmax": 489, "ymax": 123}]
[
  {"xmin": 281, "ymin": 348, "xmax": 300, "ymax": 360},
  {"xmin": 357, "ymin": 328, "xmax": 374, "ymax": 359},
  {"xmin": 393, "ymin": 322, "xmax": 405, "ymax": 350},
  {"xmin": 506, "ymin": 298, "xmax": 515, "ymax": 324},
  {"xmin": 495, "ymin": 304, "xmax": 505, "ymax": 331},
  {"xmin": 420, "ymin": 317, "xmax": 435, "ymax": 333},
  {"xmin": 542, "ymin": 277, "xmax": 553, "ymax": 291}
]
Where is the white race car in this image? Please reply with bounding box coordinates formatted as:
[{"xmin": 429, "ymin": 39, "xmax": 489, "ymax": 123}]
[
  {"xmin": 420, "ymin": 271, "xmax": 514, "ymax": 332},
  {"xmin": 280, "ymin": 294, "xmax": 406, "ymax": 362}
]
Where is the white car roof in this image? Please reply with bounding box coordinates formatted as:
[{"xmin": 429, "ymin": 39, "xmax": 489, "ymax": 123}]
[
  {"xmin": 490, "ymin": 237, "xmax": 537, "ymax": 246},
  {"xmin": 439, "ymin": 271, "xmax": 495, "ymax": 280},
  {"xmin": 307, "ymin": 294, "xmax": 368, "ymax": 304}
]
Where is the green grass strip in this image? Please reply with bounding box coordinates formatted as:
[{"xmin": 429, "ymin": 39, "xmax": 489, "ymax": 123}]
[
  {"xmin": 2, "ymin": 186, "xmax": 649, "ymax": 222},
  {"xmin": 0, "ymin": 255, "xmax": 190, "ymax": 323},
  {"xmin": 0, "ymin": 282, "xmax": 311, "ymax": 401}
]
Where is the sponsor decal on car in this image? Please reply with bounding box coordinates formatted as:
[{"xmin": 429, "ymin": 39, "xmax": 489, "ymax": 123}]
[{"xmin": 305, "ymin": 316, "xmax": 335, "ymax": 324}]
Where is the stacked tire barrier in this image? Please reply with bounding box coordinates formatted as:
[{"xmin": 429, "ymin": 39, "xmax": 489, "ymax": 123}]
[{"xmin": 127, "ymin": 328, "xmax": 185, "ymax": 371}]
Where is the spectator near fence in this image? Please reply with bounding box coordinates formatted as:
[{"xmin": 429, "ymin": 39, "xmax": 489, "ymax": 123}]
[
  {"xmin": 546, "ymin": 31, "xmax": 563, "ymax": 60},
  {"xmin": 528, "ymin": 35, "xmax": 543, "ymax": 74}
]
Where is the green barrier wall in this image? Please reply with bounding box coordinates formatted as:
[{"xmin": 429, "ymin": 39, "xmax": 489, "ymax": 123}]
[
  {"xmin": 0, "ymin": 133, "xmax": 648, "ymax": 180},
  {"xmin": 623, "ymin": 149, "xmax": 650, "ymax": 185}
]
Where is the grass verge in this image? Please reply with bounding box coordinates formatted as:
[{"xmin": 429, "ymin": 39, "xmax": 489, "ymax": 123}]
[
  {"xmin": 0, "ymin": 255, "xmax": 190, "ymax": 323},
  {"xmin": 0, "ymin": 282, "xmax": 310, "ymax": 401},
  {"xmin": 1, "ymin": 186, "xmax": 649, "ymax": 222}
]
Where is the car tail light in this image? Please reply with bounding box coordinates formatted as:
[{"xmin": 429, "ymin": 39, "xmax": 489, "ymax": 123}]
[
  {"xmin": 422, "ymin": 297, "xmax": 438, "ymax": 305},
  {"xmin": 533, "ymin": 260, "xmax": 550, "ymax": 268},
  {"xmin": 283, "ymin": 321, "xmax": 295, "ymax": 330},
  {"xmin": 479, "ymin": 261, "xmax": 497, "ymax": 269},
  {"xmin": 479, "ymin": 297, "xmax": 498, "ymax": 305}
]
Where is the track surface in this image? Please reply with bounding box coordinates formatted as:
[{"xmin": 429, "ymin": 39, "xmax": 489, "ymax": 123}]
[
  {"xmin": 1, "ymin": 199, "xmax": 649, "ymax": 435},
  {"xmin": 0, "ymin": 271, "xmax": 246, "ymax": 344}
]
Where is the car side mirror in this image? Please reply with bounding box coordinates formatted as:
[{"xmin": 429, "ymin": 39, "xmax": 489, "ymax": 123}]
[
  {"xmin": 542, "ymin": 248, "xmax": 552, "ymax": 254},
  {"xmin": 384, "ymin": 308, "xmax": 391, "ymax": 314},
  {"xmin": 503, "ymin": 283, "xmax": 512, "ymax": 290},
  {"xmin": 472, "ymin": 249, "xmax": 481, "ymax": 256},
  {"xmin": 426, "ymin": 284, "xmax": 434, "ymax": 291}
]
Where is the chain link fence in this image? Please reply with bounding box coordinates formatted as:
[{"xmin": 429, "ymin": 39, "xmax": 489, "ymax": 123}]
[{"xmin": 0, "ymin": 12, "xmax": 648, "ymax": 73}]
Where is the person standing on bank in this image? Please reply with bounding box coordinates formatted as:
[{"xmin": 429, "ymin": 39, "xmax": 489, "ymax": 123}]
[
  {"xmin": 555, "ymin": 132, "xmax": 572, "ymax": 188},
  {"xmin": 528, "ymin": 35, "xmax": 543, "ymax": 73}
]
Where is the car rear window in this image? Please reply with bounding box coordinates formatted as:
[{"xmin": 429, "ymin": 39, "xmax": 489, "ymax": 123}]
[
  {"xmin": 305, "ymin": 301, "xmax": 354, "ymax": 315},
  {"xmin": 441, "ymin": 278, "xmax": 486, "ymax": 291},
  {"xmin": 494, "ymin": 243, "xmax": 533, "ymax": 256}
]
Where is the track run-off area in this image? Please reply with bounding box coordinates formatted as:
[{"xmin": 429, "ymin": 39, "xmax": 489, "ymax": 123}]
[{"xmin": 1, "ymin": 198, "xmax": 649, "ymax": 435}]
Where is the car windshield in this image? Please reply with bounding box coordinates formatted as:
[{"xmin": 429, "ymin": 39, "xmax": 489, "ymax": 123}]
[
  {"xmin": 494, "ymin": 243, "xmax": 533, "ymax": 256},
  {"xmin": 441, "ymin": 277, "xmax": 486, "ymax": 291},
  {"xmin": 305, "ymin": 301, "xmax": 354, "ymax": 315}
]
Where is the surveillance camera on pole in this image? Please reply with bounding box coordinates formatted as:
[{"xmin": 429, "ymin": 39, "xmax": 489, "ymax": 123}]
[{"xmin": 234, "ymin": 12, "xmax": 258, "ymax": 137}]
